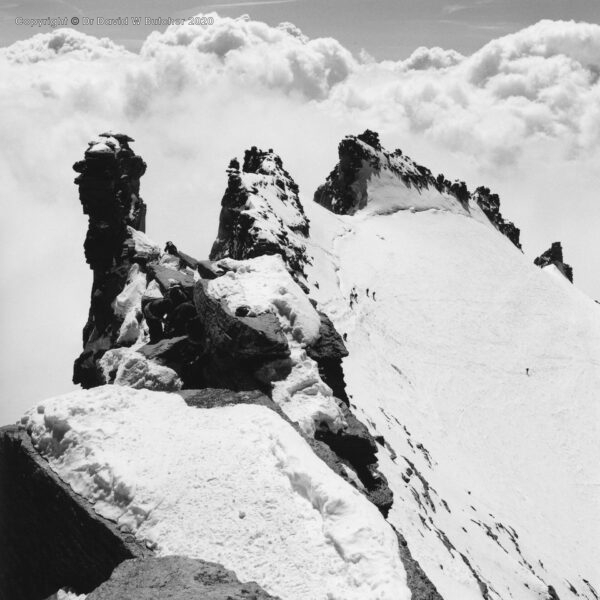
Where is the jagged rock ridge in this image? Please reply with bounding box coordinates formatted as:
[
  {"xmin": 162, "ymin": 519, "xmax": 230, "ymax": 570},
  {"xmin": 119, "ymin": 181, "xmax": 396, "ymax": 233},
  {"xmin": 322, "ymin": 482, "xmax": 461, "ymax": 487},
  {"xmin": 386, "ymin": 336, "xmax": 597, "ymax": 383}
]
[
  {"xmin": 534, "ymin": 241, "xmax": 573, "ymax": 282},
  {"xmin": 314, "ymin": 130, "xmax": 521, "ymax": 248},
  {"xmin": 31, "ymin": 133, "xmax": 443, "ymax": 599}
]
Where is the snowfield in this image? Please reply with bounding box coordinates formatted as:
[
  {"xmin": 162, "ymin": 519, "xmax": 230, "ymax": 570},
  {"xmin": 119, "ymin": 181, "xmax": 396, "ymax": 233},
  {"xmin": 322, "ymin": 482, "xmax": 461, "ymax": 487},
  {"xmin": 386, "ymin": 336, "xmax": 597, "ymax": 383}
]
[
  {"xmin": 23, "ymin": 386, "xmax": 409, "ymax": 600},
  {"xmin": 305, "ymin": 187, "xmax": 600, "ymax": 600}
]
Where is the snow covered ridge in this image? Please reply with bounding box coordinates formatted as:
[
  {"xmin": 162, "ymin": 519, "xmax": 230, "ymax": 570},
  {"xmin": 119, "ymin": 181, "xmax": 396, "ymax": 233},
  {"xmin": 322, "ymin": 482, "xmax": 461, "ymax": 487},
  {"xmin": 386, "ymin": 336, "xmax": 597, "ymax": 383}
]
[
  {"xmin": 314, "ymin": 129, "xmax": 521, "ymax": 248},
  {"xmin": 210, "ymin": 146, "xmax": 311, "ymax": 283},
  {"xmin": 69, "ymin": 133, "xmax": 394, "ymax": 521},
  {"xmin": 22, "ymin": 387, "xmax": 410, "ymax": 600}
]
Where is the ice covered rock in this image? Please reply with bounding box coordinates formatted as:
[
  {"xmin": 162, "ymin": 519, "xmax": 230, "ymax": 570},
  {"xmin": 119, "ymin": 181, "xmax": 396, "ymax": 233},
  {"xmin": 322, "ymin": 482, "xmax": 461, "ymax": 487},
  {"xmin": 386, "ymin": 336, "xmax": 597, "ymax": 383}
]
[
  {"xmin": 534, "ymin": 241, "xmax": 573, "ymax": 283},
  {"xmin": 210, "ymin": 147, "xmax": 310, "ymax": 282}
]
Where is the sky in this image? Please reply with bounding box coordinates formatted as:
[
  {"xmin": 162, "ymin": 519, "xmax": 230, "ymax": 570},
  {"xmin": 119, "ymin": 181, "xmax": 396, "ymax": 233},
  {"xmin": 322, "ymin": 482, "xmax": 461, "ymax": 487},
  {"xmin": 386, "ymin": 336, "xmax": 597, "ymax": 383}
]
[
  {"xmin": 2, "ymin": 0, "xmax": 599, "ymax": 57},
  {"xmin": 1, "ymin": 2, "xmax": 599, "ymax": 424}
]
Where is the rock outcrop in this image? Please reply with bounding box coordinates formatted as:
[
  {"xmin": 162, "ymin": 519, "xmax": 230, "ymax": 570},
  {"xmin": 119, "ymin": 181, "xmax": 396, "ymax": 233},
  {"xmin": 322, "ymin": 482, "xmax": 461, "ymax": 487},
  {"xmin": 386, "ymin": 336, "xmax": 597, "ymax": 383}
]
[
  {"xmin": 210, "ymin": 147, "xmax": 310, "ymax": 282},
  {"xmin": 472, "ymin": 187, "xmax": 521, "ymax": 249},
  {"xmin": 0, "ymin": 425, "xmax": 148, "ymax": 600},
  {"xmin": 314, "ymin": 130, "xmax": 521, "ymax": 248},
  {"xmin": 86, "ymin": 557, "xmax": 279, "ymax": 600},
  {"xmin": 534, "ymin": 241, "xmax": 573, "ymax": 282},
  {"xmin": 306, "ymin": 311, "xmax": 349, "ymax": 404}
]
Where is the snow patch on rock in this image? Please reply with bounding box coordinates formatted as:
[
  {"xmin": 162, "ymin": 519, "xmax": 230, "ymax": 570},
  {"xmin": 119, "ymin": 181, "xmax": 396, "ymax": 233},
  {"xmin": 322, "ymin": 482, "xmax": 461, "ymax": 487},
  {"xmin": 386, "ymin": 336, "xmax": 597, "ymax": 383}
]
[
  {"xmin": 99, "ymin": 348, "xmax": 182, "ymax": 392},
  {"xmin": 208, "ymin": 255, "xmax": 345, "ymax": 435},
  {"xmin": 23, "ymin": 387, "xmax": 409, "ymax": 600},
  {"xmin": 127, "ymin": 226, "xmax": 161, "ymax": 258},
  {"xmin": 208, "ymin": 255, "xmax": 320, "ymax": 344},
  {"xmin": 112, "ymin": 264, "xmax": 148, "ymax": 346},
  {"xmin": 272, "ymin": 345, "xmax": 346, "ymax": 436}
]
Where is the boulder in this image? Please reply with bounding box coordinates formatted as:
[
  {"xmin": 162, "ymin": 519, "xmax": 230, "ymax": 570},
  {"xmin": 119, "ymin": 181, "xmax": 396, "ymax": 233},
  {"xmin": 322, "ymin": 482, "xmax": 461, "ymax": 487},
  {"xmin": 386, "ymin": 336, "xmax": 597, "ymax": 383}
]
[{"xmin": 192, "ymin": 279, "xmax": 292, "ymax": 389}]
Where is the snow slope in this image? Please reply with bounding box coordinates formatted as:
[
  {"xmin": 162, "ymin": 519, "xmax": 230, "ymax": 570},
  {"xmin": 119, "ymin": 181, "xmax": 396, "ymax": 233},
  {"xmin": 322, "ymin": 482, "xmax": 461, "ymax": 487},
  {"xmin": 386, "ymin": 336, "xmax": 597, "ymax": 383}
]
[
  {"xmin": 23, "ymin": 386, "xmax": 409, "ymax": 600},
  {"xmin": 305, "ymin": 190, "xmax": 600, "ymax": 599}
]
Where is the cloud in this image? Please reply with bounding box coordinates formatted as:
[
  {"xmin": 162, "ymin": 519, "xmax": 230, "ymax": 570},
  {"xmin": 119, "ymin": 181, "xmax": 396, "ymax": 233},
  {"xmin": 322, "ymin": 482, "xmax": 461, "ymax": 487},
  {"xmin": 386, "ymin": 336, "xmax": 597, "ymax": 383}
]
[
  {"xmin": 0, "ymin": 28, "xmax": 126, "ymax": 63},
  {"xmin": 140, "ymin": 13, "xmax": 356, "ymax": 99},
  {"xmin": 1, "ymin": 14, "xmax": 599, "ymax": 422}
]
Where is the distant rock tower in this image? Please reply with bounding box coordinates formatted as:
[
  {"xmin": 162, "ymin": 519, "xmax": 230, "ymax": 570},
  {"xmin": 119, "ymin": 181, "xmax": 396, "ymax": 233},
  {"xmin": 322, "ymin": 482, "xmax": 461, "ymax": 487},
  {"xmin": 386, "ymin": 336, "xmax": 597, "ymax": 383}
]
[{"xmin": 534, "ymin": 242, "xmax": 573, "ymax": 282}]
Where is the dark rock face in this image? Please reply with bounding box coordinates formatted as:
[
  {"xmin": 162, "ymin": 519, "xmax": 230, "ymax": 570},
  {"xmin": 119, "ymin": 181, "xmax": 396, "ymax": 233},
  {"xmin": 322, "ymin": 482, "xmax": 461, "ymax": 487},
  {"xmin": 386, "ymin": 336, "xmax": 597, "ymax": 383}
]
[
  {"xmin": 86, "ymin": 556, "xmax": 279, "ymax": 600},
  {"xmin": 0, "ymin": 425, "xmax": 148, "ymax": 600},
  {"xmin": 534, "ymin": 242, "xmax": 573, "ymax": 283},
  {"xmin": 306, "ymin": 311, "xmax": 349, "ymax": 404},
  {"xmin": 314, "ymin": 130, "xmax": 521, "ymax": 249},
  {"xmin": 210, "ymin": 147, "xmax": 310, "ymax": 281},
  {"xmin": 393, "ymin": 527, "xmax": 444, "ymax": 600},
  {"xmin": 472, "ymin": 187, "xmax": 521, "ymax": 249},
  {"xmin": 316, "ymin": 403, "xmax": 393, "ymax": 516},
  {"xmin": 73, "ymin": 134, "xmax": 150, "ymax": 388},
  {"xmin": 314, "ymin": 129, "xmax": 387, "ymax": 215},
  {"xmin": 191, "ymin": 280, "xmax": 292, "ymax": 390}
]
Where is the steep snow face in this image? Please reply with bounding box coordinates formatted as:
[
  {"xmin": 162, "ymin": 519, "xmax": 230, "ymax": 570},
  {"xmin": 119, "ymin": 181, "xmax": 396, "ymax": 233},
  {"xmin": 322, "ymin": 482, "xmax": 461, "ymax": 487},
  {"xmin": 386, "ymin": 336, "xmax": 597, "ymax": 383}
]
[
  {"xmin": 305, "ymin": 197, "xmax": 600, "ymax": 600},
  {"xmin": 23, "ymin": 386, "xmax": 409, "ymax": 600},
  {"xmin": 207, "ymin": 255, "xmax": 346, "ymax": 436}
]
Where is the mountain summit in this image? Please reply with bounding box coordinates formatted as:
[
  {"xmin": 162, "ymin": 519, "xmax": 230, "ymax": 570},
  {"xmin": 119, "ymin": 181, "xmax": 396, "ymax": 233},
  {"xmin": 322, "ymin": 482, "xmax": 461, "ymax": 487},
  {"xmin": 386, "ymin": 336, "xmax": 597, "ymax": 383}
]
[{"xmin": 314, "ymin": 129, "xmax": 521, "ymax": 248}]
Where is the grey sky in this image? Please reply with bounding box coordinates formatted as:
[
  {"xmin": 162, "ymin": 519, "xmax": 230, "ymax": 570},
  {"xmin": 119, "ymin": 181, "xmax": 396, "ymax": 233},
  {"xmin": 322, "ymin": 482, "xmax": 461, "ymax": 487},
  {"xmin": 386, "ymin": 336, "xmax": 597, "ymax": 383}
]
[{"xmin": 1, "ymin": 0, "xmax": 599, "ymax": 57}]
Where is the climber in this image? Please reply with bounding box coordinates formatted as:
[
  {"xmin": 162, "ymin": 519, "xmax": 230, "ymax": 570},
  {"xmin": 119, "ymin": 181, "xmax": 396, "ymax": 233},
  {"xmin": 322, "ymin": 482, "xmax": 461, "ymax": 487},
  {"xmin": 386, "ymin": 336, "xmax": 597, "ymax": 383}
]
[
  {"xmin": 164, "ymin": 241, "xmax": 178, "ymax": 255},
  {"xmin": 166, "ymin": 300, "xmax": 197, "ymax": 337},
  {"xmin": 167, "ymin": 282, "xmax": 188, "ymax": 307},
  {"xmin": 526, "ymin": 368, "xmax": 530, "ymax": 376},
  {"xmin": 142, "ymin": 296, "xmax": 171, "ymax": 344}
]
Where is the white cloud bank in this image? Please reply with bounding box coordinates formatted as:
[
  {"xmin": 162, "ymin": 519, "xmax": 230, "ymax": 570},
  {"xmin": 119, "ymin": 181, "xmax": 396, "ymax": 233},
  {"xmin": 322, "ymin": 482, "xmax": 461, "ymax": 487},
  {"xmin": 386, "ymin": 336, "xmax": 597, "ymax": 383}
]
[{"xmin": 1, "ymin": 14, "xmax": 599, "ymax": 422}]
